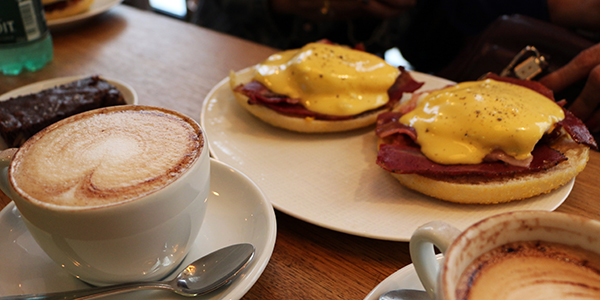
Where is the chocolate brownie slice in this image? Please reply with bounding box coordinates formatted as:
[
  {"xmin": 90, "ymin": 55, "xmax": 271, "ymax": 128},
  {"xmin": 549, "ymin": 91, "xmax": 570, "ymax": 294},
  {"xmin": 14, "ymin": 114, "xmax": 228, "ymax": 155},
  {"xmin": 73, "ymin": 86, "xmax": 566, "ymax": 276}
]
[{"xmin": 0, "ymin": 76, "xmax": 126, "ymax": 147}]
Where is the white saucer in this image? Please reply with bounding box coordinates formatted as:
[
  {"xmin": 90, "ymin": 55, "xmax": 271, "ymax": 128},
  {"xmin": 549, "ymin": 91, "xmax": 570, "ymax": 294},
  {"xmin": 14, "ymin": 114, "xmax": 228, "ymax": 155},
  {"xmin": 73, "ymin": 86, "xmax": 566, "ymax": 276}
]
[
  {"xmin": 364, "ymin": 256, "xmax": 443, "ymax": 300},
  {"xmin": 47, "ymin": 0, "xmax": 123, "ymax": 29},
  {"xmin": 0, "ymin": 159, "xmax": 277, "ymax": 300}
]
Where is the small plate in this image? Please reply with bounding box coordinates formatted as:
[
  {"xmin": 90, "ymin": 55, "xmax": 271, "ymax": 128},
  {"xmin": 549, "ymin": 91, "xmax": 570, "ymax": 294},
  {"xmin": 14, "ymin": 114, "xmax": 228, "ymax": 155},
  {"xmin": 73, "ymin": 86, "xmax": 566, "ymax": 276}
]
[
  {"xmin": 0, "ymin": 75, "xmax": 138, "ymax": 149},
  {"xmin": 47, "ymin": 0, "xmax": 123, "ymax": 29},
  {"xmin": 201, "ymin": 68, "xmax": 572, "ymax": 241},
  {"xmin": 363, "ymin": 256, "xmax": 443, "ymax": 300},
  {"xmin": 0, "ymin": 159, "xmax": 277, "ymax": 300}
]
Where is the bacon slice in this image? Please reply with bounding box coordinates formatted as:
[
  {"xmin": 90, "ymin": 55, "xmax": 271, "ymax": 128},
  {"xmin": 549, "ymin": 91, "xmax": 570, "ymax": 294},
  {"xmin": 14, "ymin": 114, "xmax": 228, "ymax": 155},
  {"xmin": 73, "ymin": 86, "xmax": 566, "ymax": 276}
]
[
  {"xmin": 375, "ymin": 111, "xmax": 417, "ymax": 140},
  {"xmin": 234, "ymin": 83, "xmax": 351, "ymax": 120},
  {"xmin": 556, "ymin": 108, "xmax": 598, "ymax": 150},
  {"xmin": 376, "ymin": 143, "xmax": 565, "ymax": 177},
  {"xmin": 236, "ymin": 81, "xmax": 299, "ymax": 105},
  {"xmin": 388, "ymin": 66, "xmax": 424, "ymax": 101},
  {"xmin": 233, "ymin": 67, "xmax": 423, "ymax": 121},
  {"xmin": 483, "ymin": 149, "xmax": 533, "ymax": 168}
]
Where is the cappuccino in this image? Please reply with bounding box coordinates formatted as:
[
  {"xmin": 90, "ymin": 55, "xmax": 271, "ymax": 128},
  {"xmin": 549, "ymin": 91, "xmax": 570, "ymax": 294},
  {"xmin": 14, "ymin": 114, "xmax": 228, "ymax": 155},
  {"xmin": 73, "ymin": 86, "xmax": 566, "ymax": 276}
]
[
  {"xmin": 10, "ymin": 105, "xmax": 202, "ymax": 208},
  {"xmin": 456, "ymin": 240, "xmax": 600, "ymax": 300}
]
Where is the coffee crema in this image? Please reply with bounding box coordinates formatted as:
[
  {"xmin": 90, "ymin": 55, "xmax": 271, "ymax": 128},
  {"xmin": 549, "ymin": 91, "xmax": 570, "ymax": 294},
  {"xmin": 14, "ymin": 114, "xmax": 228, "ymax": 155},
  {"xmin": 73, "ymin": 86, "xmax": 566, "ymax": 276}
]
[
  {"xmin": 11, "ymin": 106, "xmax": 202, "ymax": 208},
  {"xmin": 456, "ymin": 240, "xmax": 600, "ymax": 300}
]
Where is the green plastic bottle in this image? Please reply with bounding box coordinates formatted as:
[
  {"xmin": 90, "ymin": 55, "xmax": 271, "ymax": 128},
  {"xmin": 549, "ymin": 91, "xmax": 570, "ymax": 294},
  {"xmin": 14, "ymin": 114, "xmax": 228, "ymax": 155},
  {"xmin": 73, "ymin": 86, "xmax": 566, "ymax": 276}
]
[{"xmin": 0, "ymin": 0, "xmax": 53, "ymax": 75}]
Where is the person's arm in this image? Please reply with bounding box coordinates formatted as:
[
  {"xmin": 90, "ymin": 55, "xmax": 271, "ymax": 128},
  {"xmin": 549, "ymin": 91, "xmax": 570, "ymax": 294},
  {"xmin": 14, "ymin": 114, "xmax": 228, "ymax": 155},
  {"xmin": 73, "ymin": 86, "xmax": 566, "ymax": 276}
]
[{"xmin": 540, "ymin": 43, "xmax": 600, "ymax": 133}]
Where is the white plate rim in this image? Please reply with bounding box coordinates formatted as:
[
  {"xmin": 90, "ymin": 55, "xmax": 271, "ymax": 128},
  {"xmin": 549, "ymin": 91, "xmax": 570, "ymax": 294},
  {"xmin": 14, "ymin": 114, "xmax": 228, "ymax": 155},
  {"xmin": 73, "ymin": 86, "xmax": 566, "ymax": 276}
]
[
  {"xmin": 47, "ymin": 0, "xmax": 123, "ymax": 28},
  {"xmin": 200, "ymin": 68, "xmax": 572, "ymax": 241},
  {"xmin": 0, "ymin": 158, "xmax": 277, "ymax": 300}
]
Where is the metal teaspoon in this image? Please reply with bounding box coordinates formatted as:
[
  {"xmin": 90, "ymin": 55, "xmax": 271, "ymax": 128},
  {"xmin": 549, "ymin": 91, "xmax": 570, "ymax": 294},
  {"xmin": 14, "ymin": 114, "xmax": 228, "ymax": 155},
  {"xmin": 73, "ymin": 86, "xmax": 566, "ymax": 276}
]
[
  {"xmin": 1, "ymin": 243, "xmax": 255, "ymax": 300},
  {"xmin": 379, "ymin": 289, "xmax": 431, "ymax": 300}
]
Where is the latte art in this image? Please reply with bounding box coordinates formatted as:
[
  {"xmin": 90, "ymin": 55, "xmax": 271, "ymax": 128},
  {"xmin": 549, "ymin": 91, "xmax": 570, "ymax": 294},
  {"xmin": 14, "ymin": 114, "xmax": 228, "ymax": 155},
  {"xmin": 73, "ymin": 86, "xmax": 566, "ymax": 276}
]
[
  {"xmin": 11, "ymin": 107, "xmax": 202, "ymax": 207},
  {"xmin": 456, "ymin": 240, "xmax": 600, "ymax": 300}
]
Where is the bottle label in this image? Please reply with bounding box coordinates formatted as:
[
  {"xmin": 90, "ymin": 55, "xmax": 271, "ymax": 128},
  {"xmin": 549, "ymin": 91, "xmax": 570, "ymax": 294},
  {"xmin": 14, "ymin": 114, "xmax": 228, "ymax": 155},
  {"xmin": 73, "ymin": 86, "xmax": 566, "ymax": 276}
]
[{"xmin": 0, "ymin": 0, "xmax": 48, "ymax": 44}]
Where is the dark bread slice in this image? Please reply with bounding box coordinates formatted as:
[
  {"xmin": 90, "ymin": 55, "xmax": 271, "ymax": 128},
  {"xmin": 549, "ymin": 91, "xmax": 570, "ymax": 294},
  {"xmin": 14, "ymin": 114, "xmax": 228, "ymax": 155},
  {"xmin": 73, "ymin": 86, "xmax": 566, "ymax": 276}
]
[{"xmin": 0, "ymin": 76, "xmax": 126, "ymax": 147}]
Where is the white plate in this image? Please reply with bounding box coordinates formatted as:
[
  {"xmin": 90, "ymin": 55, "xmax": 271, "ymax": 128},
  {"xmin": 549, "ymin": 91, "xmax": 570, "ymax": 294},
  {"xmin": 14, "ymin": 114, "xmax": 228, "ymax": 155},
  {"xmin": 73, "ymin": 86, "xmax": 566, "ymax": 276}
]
[
  {"xmin": 363, "ymin": 256, "xmax": 443, "ymax": 300},
  {"xmin": 47, "ymin": 0, "xmax": 123, "ymax": 29},
  {"xmin": 0, "ymin": 75, "xmax": 138, "ymax": 149},
  {"xmin": 0, "ymin": 159, "xmax": 277, "ymax": 300},
  {"xmin": 200, "ymin": 68, "xmax": 572, "ymax": 241}
]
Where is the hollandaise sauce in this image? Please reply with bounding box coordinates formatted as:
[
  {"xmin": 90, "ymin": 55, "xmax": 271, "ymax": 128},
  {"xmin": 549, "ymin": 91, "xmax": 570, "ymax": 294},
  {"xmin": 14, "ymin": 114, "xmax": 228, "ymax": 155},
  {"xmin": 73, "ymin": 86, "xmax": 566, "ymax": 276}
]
[
  {"xmin": 253, "ymin": 43, "xmax": 399, "ymax": 116},
  {"xmin": 400, "ymin": 79, "xmax": 565, "ymax": 165}
]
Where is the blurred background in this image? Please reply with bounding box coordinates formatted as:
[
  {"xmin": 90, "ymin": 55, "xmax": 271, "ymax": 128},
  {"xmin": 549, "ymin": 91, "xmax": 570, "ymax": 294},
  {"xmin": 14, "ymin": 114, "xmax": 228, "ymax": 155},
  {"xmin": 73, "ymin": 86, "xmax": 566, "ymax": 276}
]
[
  {"xmin": 121, "ymin": 0, "xmax": 412, "ymax": 68},
  {"xmin": 123, "ymin": 0, "xmax": 204, "ymax": 22}
]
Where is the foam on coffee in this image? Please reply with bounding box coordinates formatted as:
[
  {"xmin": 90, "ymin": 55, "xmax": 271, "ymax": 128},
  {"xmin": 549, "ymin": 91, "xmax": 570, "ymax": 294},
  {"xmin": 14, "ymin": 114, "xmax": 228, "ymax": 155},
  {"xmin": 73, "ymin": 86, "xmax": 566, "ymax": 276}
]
[
  {"xmin": 10, "ymin": 106, "xmax": 202, "ymax": 208},
  {"xmin": 456, "ymin": 240, "xmax": 600, "ymax": 300}
]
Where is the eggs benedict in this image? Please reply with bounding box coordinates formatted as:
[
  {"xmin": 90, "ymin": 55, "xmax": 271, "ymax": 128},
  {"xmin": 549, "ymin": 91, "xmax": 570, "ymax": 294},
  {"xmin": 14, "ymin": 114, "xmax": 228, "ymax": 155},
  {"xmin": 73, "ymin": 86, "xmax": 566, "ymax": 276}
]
[
  {"xmin": 231, "ymin": 41, "xmax": 423, "ymax": 133},
  {"xmin": 376, "ymin": 74, "xmax": 597, "ymax": 204}
]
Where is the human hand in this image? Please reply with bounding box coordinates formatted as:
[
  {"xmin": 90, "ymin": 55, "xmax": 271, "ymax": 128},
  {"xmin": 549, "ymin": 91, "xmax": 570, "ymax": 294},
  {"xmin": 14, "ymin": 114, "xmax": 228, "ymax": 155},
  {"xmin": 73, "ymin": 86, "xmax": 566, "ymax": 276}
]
[
  {"xmin": 539, "ymin": 43, "xmax": 600, "ymax": 133},
  {"xmin": 270, "ymin": 0, "xmax": 414, "ymax": 21}
]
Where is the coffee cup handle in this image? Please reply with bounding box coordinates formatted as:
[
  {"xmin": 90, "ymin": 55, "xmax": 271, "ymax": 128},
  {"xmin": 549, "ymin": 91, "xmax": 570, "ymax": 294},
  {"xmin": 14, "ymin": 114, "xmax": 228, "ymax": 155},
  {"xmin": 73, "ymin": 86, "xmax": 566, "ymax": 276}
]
[
  {"xmin": 0, "ymin": 148, "xmax": 18, "ymax": 198},
  {"xmin": 409, "ymin": 221, "xmax": 462, "ymax": 299}
]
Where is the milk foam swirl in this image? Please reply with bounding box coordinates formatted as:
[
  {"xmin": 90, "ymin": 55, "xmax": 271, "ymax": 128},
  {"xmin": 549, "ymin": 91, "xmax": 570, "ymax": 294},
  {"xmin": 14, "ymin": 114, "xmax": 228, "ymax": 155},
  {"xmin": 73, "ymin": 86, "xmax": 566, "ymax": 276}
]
[
  {"xmin": 456, "ymin": 241, "xmax": 600, "ymax": 300},
  {"xmin": 11, "ymin": 107, "xmax": 201, "ymax": 207}
]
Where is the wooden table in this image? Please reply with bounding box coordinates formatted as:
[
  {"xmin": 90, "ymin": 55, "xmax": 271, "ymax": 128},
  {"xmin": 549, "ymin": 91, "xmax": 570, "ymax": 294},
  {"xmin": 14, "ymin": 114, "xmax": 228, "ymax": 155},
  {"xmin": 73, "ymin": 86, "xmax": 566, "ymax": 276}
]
[{"xmin": 1, "ymin": 5, "xmax": 599, "ymax": 299}]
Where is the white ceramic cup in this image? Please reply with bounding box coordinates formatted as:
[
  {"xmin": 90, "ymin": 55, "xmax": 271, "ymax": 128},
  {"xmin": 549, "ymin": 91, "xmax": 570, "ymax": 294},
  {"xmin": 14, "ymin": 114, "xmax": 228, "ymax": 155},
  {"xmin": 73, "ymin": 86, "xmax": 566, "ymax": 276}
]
[
  {"xmin": 0, "ymin": 105, "xmax": 210, "ymax": 286},
  {"xmin": 410, "ymin": 210, "xmax": 600, "ymax": 300}
]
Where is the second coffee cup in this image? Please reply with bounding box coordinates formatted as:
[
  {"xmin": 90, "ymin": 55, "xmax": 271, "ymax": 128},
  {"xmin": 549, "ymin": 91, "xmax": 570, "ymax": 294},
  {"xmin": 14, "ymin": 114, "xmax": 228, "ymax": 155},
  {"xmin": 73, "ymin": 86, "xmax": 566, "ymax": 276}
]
[{"xmin": 410, "ymin": 210, "xmax": 600, "ymax": 300}]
